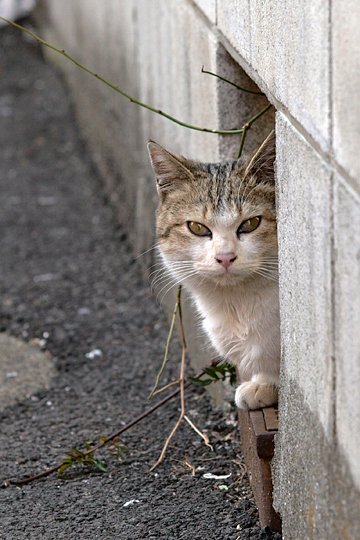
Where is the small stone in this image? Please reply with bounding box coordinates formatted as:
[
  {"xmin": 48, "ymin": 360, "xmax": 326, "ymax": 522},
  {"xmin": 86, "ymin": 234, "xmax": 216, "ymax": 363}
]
[{"xmin": 85, "ymin": 348, "xmax": 103, "ymax": 360}]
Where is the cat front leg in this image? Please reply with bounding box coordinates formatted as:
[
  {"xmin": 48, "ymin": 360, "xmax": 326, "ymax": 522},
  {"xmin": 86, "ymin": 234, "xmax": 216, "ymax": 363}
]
[{"xmin": 235, "ymin": 373, "xmax": 278, "ymax": 410}]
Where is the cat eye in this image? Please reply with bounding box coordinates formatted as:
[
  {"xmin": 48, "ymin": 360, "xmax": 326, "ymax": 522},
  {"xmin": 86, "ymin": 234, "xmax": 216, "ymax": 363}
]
[
  {"xmin": 187, "ymin": 221, "xmax": 212, "ymax": 237},
  {"xmin": 237, "ymin": 216, "xmax": 261, "ymax": 235}
]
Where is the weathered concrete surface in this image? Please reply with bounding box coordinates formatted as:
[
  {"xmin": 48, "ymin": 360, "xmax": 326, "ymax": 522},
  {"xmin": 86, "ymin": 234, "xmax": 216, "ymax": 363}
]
[
  {"xmin": 273, "ymin": 379, "xmax": 360, "ymax": 540},
  {"xmin": 276, "ymin": 114, "xmax": 333, "ymax": 435},
  {"xmin": 193, "ymin": 0, "xmax": 217, "ymax": 24},
  {"xmin": 217, "ymin": 0, "xmax": 330, "ymax": 150},
  {"xmin": 334, "ymin": 178, "xmax": 360, "ymax": 491},
  {"xmin": 217, "ymin": 0, "xmax": 251, "ymax": 63},
  {"xmin": 275, "ymin": 114, "xmax": 360, "ymax": 536},
  {"xmin": 333, "ymin": 0, "xmax": 360, "ymax": 184},
  {"xmin": 0, "ymin": 334, "xmax": 55, "ymax": 410}
]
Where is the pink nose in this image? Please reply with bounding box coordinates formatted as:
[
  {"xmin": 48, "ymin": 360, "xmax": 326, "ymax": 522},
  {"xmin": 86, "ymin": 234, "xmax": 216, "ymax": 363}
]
[{"xmin": 215, "ymin": 252, "xmax": 237, "ymax": 269}]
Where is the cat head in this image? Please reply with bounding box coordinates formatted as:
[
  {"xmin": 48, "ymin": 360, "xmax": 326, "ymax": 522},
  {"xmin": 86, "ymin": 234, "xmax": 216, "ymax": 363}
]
[{"xmin": 147, "ymin": 134, "xmax": 278, "ymax": 290}]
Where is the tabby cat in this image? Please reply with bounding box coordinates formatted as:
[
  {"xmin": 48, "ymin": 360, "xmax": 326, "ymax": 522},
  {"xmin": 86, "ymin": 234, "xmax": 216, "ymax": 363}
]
[{"xmin": 148, "ymin": 136, "xmax": 280, "ymax": 410}]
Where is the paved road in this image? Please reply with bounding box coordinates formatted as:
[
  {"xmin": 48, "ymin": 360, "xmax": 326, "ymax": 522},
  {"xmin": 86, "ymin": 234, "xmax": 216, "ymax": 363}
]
[{"xmin": 0, "ymin": 26, "xmax": 280, "ymax": 540}]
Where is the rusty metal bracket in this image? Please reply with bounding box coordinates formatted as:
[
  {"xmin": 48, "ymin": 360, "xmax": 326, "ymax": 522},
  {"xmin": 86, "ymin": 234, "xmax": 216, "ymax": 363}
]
[{"xmin": 238, "ymin": 406, "xmax": 282, "ymax": 533}]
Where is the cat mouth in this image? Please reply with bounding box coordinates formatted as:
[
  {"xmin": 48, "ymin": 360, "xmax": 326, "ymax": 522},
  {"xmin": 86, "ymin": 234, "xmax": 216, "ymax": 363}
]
[{"xmin": 200, "ymin": 268, "xmax": 245, "ymax": 282}]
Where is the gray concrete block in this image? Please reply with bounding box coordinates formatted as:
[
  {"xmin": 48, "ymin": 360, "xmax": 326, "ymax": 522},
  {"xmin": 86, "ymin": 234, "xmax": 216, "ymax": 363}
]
[
  {"xmin": 217, "ymin": 0, "xmax": 331, "ymax": 149},
  {"xmin": 333, "ymin": 0, "xmax": 360, "ymax": 185},
  {"xmin": 276, "ymin": 113, "xmax": 333, "ymax": 434},
  {"xmin": 334, "ymin": 177, "xmax": 360, "ymax": 490},
  {"xmin": 215, "ymin": 43, "xmax": 274, "ymax": 160},
  {"xmin": 217, "ymin": 0, "xmax": 251, "ymax": 63},
  {"xmin": 250, "ymin": 1, "xmax": 330, "ymax": 150},
  {"xmin": 273, "ymin": 379, "xmax": 360, "ymax": 539},
  {"xmin": 193, "ymin": 0, "xmax": 217, "ymax": 23},
  {"xmin": 137, "ymin": 0, "xmax": 220, "ymax": 162}
]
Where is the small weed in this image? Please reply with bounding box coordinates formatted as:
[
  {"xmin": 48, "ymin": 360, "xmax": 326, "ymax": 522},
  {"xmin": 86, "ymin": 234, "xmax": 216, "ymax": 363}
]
[{"xmin": 190, "ymin": 363, "xmax": 237, "ymax": 388}]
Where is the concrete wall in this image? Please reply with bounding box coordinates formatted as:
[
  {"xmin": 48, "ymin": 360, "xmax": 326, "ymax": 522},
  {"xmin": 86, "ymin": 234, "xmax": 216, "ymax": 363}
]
[{"xmin": 36, "ymin": 1, "xmax": 360, "ymax": 537}]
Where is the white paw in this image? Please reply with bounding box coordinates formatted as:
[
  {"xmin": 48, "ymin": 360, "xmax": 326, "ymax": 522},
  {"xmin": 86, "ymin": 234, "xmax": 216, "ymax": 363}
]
[{"xmin": 235, "ymin": 380, "xmax": 278, "ymax": 410}]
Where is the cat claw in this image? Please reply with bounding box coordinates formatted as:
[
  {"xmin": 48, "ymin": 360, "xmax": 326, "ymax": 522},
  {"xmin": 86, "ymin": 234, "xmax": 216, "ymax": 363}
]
[{"xmin": 235, "ymin": 380, "xmax": 278, "ymax": 410}]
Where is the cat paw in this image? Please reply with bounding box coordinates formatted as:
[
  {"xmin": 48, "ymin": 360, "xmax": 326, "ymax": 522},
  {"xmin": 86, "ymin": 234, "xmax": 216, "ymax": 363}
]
[{"xmin": 235, "ymin": 380, "xmax": 278, "ymax": 410}]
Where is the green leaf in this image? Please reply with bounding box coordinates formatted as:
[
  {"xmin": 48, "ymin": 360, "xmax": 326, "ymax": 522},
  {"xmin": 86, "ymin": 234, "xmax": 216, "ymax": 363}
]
[
  {"xmin": 69, "ymin": 447, "xmax": 85, "ymax": 459},
  {"xmin": 190, "ymin": 377, "xmax": 213, "ymax": 386},
  {"xmin": 203, "ymin": 369, "xmax": 216, "ymax": 380},
  {"xmin": 190, "ymin": 362, "xmax": 237, "ymax": 387},
  {"xmin": 58, "ymin": 462, "xmax": 72, "ymax": 475},
  {"xmin": 94, "ymin": 459, "xmax": 107, "ymax": 472}
]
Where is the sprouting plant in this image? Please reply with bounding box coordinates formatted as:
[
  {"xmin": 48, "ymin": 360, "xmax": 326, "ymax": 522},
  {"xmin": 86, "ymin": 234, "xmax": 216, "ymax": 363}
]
[
  {"xmin": 190, "ymin": 363, "xmax": 237, "ymax": 387},
  {"xmin": 57, "ymin": 437, "xmax": 127, "ymax": 477},
  {"xmin": 57, "ymin": 448, "xmax": 107, "ymax": 476}
]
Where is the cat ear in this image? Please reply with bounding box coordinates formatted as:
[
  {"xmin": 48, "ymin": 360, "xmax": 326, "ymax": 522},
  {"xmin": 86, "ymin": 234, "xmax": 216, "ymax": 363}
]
[
  {"xmin": 147, "ymin": 141, "xmax": 194, "ymax": 193},
  {"xmin": 243, "ymin": 130, "xmax": 275, "ymax": 182}
]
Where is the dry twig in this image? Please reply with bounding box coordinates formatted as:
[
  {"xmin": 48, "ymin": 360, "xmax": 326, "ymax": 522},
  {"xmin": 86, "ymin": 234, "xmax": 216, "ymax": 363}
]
[
  {"xmin": 184, "ymin": 415, "xmax": 213, "ymax": 451},
  {"xmin": 148, "ymin": 286, "xmax": 181, "ymax": 399},
  {"xmin": 2, "ymin": 384, "xmax": 182, "ymax": 487},
  {"xmin": 150, "ymin": 287, "xmax": 187, "ymax": 470}
]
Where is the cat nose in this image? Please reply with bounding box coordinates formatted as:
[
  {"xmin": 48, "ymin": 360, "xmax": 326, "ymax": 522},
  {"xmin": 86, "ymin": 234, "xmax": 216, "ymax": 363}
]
[{"xmin": 215, "ymin": 252, "xmax": 237, "ymax": 269}]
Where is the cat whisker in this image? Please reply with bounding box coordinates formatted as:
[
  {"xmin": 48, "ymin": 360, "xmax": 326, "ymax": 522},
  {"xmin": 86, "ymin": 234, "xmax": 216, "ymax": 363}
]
[
  {"xmin": 152, "ymin": 267, "xmax": 196, "ymax": 292},
  {"xmin": 151, "ymin": 273, "xmax": 175, "ymax": 292},
  {"xmin": 158, "ymin": 279, "xmax": 194, "ymax": 304},
  {"xmin": 148, "ymin": 261, "xmax": 193, "ymax": 275},
  {"xmin": 149, "ymin": 262, "xmax": 193, "ymax": 275},
  {"xmin": 150, "ymin": 265, "xmax": 194, "ymax": 289},
  {"xmin": 135, "ymin": 242, "xmax": 161, "ymax": 260},
  {"xmin": 252, "ymin": 269, "xmax": 278, "ymax": 282},
  {"xmin": 157, "ymin": 270, "xmax": 200, "ymax": 304},
  {"xmin": 240, "ymin": 182, "xmax": 262, "ymax": 206}
]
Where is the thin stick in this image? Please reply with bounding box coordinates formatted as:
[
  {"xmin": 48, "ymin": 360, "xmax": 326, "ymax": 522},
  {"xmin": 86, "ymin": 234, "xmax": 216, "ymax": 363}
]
[
  {"xmin": 183, "ymin": 460, "xmax": 196, "ymax": 477},
  {"xmin": 184, "ymin": 415, "xmax": 213, "ymax": 451},
  {"xmin": 148, "ymin": 286, "xmax": 181, "ymax": 400},
  {"xmin": 0, "ymin": 17, "xmax": 245, "ymax": 136},
  {"xmin": 2, "ymin": 384, "xmax": 184, "ymax": 487},
  {"xmin": 177, "ymin": 286, "xmax": 187, "ymax": 350},
  {"xmin": 238, "ymin": 126, "xmax": 249, "ymax": 159},
  {"xmin": 150, "ymin": 341, "xmax": 186, "ymax": 470},
  {"xmin": 201, "ymin": 66, "xmax": 264, "ymax": 95},
  {"xmin": 237, "ymin": 103, "xmax": 273, "ymax": 159},
  {"xmin": 152, "ymin": 379, "xmax": 180, "ymax": 397},
  {"xmin": 150, "ymin": 287, "xmax": 187, "ymax": 471}
]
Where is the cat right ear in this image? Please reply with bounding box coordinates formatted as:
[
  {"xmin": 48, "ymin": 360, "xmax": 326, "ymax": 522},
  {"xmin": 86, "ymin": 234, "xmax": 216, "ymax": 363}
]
[{"xmin": 147, "ymin": 141, "xmax": 194, "ymax": 194}]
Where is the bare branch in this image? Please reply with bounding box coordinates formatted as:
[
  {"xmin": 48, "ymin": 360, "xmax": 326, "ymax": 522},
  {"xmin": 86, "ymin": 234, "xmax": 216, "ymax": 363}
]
[{"xmin": 0, "ymin": 17, "xmax": 246, "ymax": 136}]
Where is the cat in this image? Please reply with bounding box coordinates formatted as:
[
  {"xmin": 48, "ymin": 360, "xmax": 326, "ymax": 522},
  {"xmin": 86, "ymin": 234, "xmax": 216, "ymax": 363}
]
[{"xmin": 147, "ymin": 135, "xmax": 280, "ymax": 410}]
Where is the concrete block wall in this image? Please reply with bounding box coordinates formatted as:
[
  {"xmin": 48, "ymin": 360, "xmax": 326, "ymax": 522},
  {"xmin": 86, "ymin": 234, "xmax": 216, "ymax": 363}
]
[{"xmin": 36, "ymin": 1, "xmax": 360, "ymax": 537}]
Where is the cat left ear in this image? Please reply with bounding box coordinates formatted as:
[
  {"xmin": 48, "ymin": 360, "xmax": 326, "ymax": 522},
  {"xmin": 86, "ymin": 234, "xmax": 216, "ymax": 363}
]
[{"xmin": 147, "ymin": 141, "xmax": 194, "ymax": 194}]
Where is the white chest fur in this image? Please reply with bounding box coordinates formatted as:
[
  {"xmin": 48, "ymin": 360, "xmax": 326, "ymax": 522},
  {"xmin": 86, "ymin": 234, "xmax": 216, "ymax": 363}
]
[{"xmin": 190, "ymin": 280, "xmax": 280, "ymax": 383}]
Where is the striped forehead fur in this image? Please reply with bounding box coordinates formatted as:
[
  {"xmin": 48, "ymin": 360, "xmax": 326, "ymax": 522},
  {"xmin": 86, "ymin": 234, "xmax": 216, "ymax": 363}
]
[{"xmin": 147, "ymin": 136, "xmax": 276, "ymax": 239}]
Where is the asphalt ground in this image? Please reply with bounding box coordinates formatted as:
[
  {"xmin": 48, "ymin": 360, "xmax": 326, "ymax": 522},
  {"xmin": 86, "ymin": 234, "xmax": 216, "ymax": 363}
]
[{"xmin": 0, "ymin": 25, "xmax": 281, "ymax": 540}]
